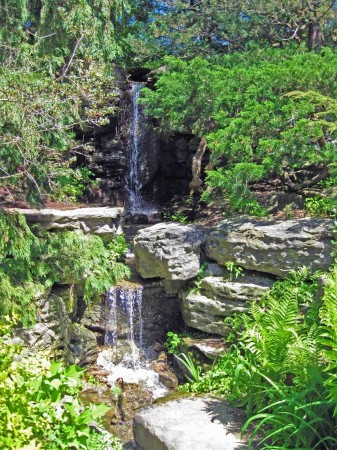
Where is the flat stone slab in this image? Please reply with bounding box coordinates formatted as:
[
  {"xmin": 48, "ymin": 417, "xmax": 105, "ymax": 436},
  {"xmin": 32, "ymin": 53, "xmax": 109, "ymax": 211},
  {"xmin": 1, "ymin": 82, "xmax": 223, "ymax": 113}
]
[
  {"xmin": 8, "ymin": 207, "xmax": 124, "ymax": 241},
  {"xmin": 133, "ymin": 396, "xmax": 254, "ymax": 450},
  {"xmin": 205, "ymin": 218, "xmax": 334, "ymax": 278}
]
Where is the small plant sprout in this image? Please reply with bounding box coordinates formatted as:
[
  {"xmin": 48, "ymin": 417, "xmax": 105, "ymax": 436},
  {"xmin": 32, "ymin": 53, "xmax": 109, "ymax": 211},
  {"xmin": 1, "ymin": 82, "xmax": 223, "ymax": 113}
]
[
  {"xmin": 224, "ymin": 261, "xmax": 243, "ymax": 281},
  {"xmin": 175, "ymin": 353, "xmax": 202, "ymax": 383}
]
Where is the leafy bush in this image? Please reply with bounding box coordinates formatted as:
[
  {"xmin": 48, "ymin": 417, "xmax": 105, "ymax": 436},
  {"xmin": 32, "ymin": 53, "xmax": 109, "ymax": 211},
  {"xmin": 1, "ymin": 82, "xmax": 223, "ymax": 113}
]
[
  {"xmin": 202, "ymin": 163, "xmax": 267, "ymax": 216},
  {"xmin": 224, "ymin": 262, "xmax": 243, "ymax": 281},
  {"xmin": 0, "ymin": 335, "xmax": 121, "ymax": 450},
  {"xmin": 305, "ymin": 196, "xmax": 337, "ymax": 217},
  {"xmin": 164, "ymin": 331, "xmax": 182, "ymax": 355},
  {"xmin": 53, "ymin": 167, "xmax": 99, "ymax": 203},
  {"xmin": 162, "ymin": 210, "xmax": 189, "ymax": 223}
]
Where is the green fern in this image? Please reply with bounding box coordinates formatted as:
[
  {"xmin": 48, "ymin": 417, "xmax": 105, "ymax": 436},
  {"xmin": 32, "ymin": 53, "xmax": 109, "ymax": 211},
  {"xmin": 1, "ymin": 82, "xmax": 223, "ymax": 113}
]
[{"xmin": 319, "ymin": 269, "xmax": 337, "ymax": 414}]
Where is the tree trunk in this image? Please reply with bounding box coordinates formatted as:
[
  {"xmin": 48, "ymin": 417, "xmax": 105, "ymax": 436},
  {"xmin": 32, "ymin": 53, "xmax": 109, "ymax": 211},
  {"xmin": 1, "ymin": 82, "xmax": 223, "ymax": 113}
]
[
  {"xmin": 308, "ymin": 22, "xmax": 324, "ymax": 50},
  {"xmin": 189, "ymin": 137, "xmax": 207, "ymax": 195},
  {"xmin": 287, "ymin": 165, "xmax": 329, "ymax": 192}
]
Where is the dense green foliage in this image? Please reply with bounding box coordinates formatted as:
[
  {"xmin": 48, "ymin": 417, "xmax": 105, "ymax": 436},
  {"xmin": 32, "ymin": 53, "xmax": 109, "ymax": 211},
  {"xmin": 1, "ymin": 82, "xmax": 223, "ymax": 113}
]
[
  {"xmin": 0, "ymin": 210, "xmax": 129, "ymax": 448},
  {"xmin": 2, "ymin": 2, "xmax": 337, "ymax": 448},
  {"xmin": 181, "ymin": 267, "xmax": 337, "ymax": 448},
  {"xmin": 0, "ymin": 210, "xmax": 130, "ymax": 326},
  {"xmin": 141, "ymin": 48, "xmax": 337, "ymax": 213},
  {"xmin": 124, "ymin": 0, "xmax": 337, "ymax": 63},
  {"xmin": 0, "ymin": 328, "xmax": 121, "ymax": 450},
  {"xmin": 0, "ymin": 0, "xmax": 129, "ymax": 203}
]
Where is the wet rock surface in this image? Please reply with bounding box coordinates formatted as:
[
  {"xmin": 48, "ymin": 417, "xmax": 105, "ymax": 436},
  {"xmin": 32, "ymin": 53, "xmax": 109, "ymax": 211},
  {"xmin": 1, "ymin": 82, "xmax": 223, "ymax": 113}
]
[
  {"xmin": 134, "ymin": 223, "xmax": 207, "ymax": 280},
  {"xmin": 133, "ymin": 396, "xmax": 255, "ymax": 450},
  {"xmin": 205, "ymin": 218, "xmax": 334, "ymax": 278},
  {"xmin": 80, "ymin": 376, "xmax": 154, "ymax": 446}
]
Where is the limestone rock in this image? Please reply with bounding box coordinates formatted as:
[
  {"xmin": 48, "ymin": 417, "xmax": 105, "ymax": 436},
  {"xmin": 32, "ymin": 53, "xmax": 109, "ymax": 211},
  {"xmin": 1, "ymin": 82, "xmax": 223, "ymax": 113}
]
[
  {"xmin": 161, "ymin": 279, "xmax": 188, "ymax": 295},
  {"xmin": 204, "ymin": 262, "xmax": 225, "ymax": 277},
  {"xmin": 180, "ymin": 337, "xmax": 227, "ymax": 361},
  {"xmin": 81, "ymin": 301, "xmax": 107, "ymax": 334},
  {"xmin": 13, "ymin": 323, "xmax": 58, "ymax": 353},
  {"xmin": 9, "ymin": 207, "xmax": 124, "ymax": 242},
  {"xmin": 13, "ymin": 285, "xmax": 98, "ymax": 365},
  {"xmin": 181, "ymin": 274, "xmax": 273, "ymax": 336},
  {"xmin": 134, "ymin": 223, "xmax": 207, "ymax": 280},
  {"xmin": 205, "ymin": 218, "xmax": 334, "ymax": 278},
  {"xmin": 133, "ymin": 397, "xmax": 255, "ymax": 450}
]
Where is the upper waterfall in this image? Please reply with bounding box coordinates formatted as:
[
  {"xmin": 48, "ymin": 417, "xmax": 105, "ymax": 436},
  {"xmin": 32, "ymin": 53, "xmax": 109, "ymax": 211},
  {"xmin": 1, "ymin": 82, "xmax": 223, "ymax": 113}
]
[{"xmin": 126, "ymin": 82, "xmax": 158, "ymax": 217}]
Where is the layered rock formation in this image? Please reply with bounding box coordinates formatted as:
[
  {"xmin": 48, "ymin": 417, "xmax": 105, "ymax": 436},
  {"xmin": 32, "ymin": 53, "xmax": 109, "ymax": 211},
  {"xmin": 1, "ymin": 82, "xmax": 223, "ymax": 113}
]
[
  {"xmin": 181, "ymin": 274, "xmax": 274, "ymax": 335},
  {"xmin": 134, "ymin": 217, "xmax": 335, "ymax": 336},
  {"xmin": 9, "ymin": 207, "xmax": 124, "ymax": 242},
  {"xmin": 13, "ymin": 285, "xmax": 98, "ymax": 366},
  {"xmin": 205, "ymin": 218, "xmax": 334, "ymax": 277}
]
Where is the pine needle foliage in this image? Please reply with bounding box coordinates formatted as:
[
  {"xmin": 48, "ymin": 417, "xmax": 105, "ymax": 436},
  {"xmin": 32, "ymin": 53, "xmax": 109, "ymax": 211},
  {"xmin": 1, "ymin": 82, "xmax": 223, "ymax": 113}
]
[
  {"xmin": 142, "ymin": 48, "xmax": 337, "ymax": 212},
  {"xmin": 0, "ymin": 0, "xmax": 130, "ymax": 203},
  {"xmin": 0, "ymin": 210, "xmax": 130, "ymax": 326}
]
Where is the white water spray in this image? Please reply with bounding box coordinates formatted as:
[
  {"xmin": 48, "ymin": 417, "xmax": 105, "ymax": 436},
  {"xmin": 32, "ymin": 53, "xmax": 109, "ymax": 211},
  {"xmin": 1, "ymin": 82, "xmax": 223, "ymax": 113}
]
[{"xmin": 97, "ymin": 285, "xmax": 167, "ymax": 398}]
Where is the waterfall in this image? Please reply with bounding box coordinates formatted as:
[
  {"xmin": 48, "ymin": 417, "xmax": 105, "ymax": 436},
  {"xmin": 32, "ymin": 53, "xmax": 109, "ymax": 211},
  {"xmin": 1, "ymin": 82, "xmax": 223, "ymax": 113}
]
[
  {"xmin": 126, "ymin": 82, "xmax": 158, "ymax": 216},
  {"xmin": 104, "ymin": 285, "xmax": 143, "ymax": 366},
  {"xmin": 97, "ymin": 283, "xmax": 168, "ymax": 398},
  {"xmin": 127, "ymin": 82, "xmax": 146, "ymax": 212}
]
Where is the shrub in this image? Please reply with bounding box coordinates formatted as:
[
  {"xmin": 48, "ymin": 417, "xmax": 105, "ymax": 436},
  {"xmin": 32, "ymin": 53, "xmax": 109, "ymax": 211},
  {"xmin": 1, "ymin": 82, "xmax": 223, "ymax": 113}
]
[
  {"xmin": 0, "ymin": 334, "xmax": 121, "ymax": 449},
  {"xmin": 0, "ymin": 210, "xmax": 130, "ymax": 326}
]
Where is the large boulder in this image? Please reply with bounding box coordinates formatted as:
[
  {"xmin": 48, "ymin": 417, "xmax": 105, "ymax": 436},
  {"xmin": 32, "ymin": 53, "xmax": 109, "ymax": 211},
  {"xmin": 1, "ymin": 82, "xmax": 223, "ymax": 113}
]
[
  {"xmin": 9, "ymin": 207, "xmax": 124, "ymax": 242},
  {"xmin": 133, "ymin": 396, "xmax": 255, "ymax": 450},
  {"xmin": 134, "ymin": 223, "xmax": 207, "ymax": 280},
  {"xmin": 205, "ymin": 218, "xmax": 334, "ymax": 278},
  {"xmin": 181, "ymin": 274, "xmax": 273, "ymax": 336}
]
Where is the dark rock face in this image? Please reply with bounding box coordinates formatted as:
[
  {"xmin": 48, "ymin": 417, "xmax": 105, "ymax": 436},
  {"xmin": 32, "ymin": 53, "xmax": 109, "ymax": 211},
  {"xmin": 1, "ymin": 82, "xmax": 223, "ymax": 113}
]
[
  {"xmin": 148, "ymin": 136, "xmax": 192, "ymax": 203},
  {"xmin": 141, "ymin": 281, "xmax": 184, "ymax": 346},
  {"xmin": 78, "ymin": 74, "xmax": 201, "ymax": 208},
  {"xmin": 84, "ymin": 131, "xmax": 128, "ymax": 206}
]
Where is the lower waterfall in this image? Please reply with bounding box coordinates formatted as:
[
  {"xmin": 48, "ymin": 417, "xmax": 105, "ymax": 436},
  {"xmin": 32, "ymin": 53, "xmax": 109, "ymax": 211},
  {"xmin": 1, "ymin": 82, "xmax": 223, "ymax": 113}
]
[{"xmin": 97, "ymin": 284, "xmax": 167, "ymax": 398}]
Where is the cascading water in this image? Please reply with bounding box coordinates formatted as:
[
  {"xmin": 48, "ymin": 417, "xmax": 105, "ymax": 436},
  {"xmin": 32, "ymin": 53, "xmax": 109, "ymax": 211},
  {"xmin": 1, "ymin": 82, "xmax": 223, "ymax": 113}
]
[
  {"xmin": 126, "ymin": 82, "xmax": 158, "ymax": 216},
  {"xmin": 104, "ymin": 285, "xmax": 143, "ymax": 365},
  {"xmin": 97, "ymin": 284, "xmax": 167, "ymax": 398},
  {"xmin": 127, "ymin": 82, "xmax": 144, "ymax": 212}
]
